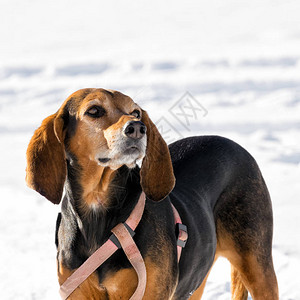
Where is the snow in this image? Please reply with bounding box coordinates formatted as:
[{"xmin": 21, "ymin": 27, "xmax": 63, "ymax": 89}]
[{"xmin": 1, "ymin": 0, "xmax": 300, "ymax": 299}]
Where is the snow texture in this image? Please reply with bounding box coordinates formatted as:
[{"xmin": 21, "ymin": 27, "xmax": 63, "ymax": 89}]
[{"xmin": 1, "ymin": 0, "xmax": 299, "ymax": 299}]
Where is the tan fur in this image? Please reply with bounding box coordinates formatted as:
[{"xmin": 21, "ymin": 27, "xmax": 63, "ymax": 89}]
[
  {"xmin": 57, "ymin": 255, "xmax": 176, "ymax": 300},
  {"xmin": 58, "ymin": 262, "xmax": 108, "ymax": 299},
  {"xmin": 102, "ymin": 257, "xmax": 176, "ymax": 300},
  {"xmin": 26, "ymin": 88, "xmax": 175, "ymax": 206},
  {"xmin": 26, "ymin": 114, "xmax": 66, "ymax": 204},
  {"xmin": 189, "ymin": 227, "xmax": 278, "ymax": 300},
  {"xmin": 231, "ymin": 266, "xmax": 248, "ymax": 300},
  {"xmin": 140, "ymin": 110, "xmax": 175, "ymax": 201},
  {"xmin": 217, "ymin": 223, "xmax": 279, "ymax": 300}
]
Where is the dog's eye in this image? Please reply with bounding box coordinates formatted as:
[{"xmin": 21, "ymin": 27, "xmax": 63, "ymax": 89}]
[
  {"xmin": 131, "ymin": 109, "xmax": 141, "ymax": 119},
  {"xmin": 85, "ymin": 106, "xmax": 106, "ymax": 118}
]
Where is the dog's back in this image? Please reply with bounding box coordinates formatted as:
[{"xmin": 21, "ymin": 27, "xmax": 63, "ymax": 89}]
[{"xmin": 169, "ymin": 136, "xmax": 277, "ymax": 299}]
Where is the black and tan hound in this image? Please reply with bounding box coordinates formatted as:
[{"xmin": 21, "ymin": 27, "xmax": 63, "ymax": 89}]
[{"xmin": 26, "ymin": 88, "xmax": 278, "ymax": 299}]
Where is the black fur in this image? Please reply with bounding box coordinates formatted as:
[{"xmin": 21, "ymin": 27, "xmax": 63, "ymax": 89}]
[{"xmin": 56, "ymin": 135, "xmax": 274, "ymax": 299}]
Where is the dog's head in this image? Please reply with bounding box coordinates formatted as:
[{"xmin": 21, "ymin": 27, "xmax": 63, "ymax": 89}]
[{"xmin": 26, "ymin": 88, "xmax": 175, "ymax": 204}]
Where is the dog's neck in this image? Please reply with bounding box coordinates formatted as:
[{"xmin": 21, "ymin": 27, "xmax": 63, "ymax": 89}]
[
  {"xmin": 77, "ymin": 162, "xmax": 117, "ymax": 209},
  {"xmin": 62, "ymin": 154, "xmax": 142, "ymax": 253},
  {"xmin": 64, "ymin": 154, "xmax": 118, "ymax": 207}
]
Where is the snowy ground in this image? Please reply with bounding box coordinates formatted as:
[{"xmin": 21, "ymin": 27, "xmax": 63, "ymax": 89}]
[{"xmin": 1, "ymin": 0, "xmax": 300, "ymax": 299}]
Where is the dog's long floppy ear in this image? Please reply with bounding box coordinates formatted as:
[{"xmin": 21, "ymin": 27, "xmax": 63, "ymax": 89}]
[
  {"xmin": 140, "ymin": 110, "xmax": 175, "ymax": 201},
  {"xmin": 26, "ymin": 113, "xmax": 66, "ymax": 204}
]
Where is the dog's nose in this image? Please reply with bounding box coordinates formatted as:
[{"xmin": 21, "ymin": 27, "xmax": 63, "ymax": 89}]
[{"xmin": 124, "ymin": 121, "xmax": 146, "ymax": 139}]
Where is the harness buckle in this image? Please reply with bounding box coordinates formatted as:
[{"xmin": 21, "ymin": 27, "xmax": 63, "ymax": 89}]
[{"xmin": 176, "ymin": 223, "xmax": 188, "ymax": 248}]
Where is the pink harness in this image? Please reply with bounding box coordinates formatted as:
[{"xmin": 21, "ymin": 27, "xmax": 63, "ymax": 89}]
[{"xmin": 59, "ymin": 192, "xmax": 188, "ymax": 299}]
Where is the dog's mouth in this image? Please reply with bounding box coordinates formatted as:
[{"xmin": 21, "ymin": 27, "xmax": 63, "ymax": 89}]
[
  {"xmin": 123, "ymin": 145, "xmax": 140, "ymax": 155},
  {"xmin": 98, "ymin": 157, "xmax": 111, "ymax": 164},
  {"xmin": 98, "ymin": 146, "xmax": 140, "ymax": 163},
  {"xmin": 97, "ymin": 138, "xmax": 146, "ymax": 169}
]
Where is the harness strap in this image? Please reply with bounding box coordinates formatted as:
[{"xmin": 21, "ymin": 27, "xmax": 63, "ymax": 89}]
[
  {"xmin": 111, "ymin": 223, "xmax": 147, "ymax": 300},
  {"xmin": 59, "ymin": 239, "xmax": 118, "ymax": 299},
  {"xmin": 59, "ymin": 192, "xmax": 146, "ymax": 300},
  {"xmin": 59, "ymin": 193, "xmax": 188, "ymax": 299},
  {"xmin": 171, "ymin": 203, "xmax": 188, "ymax": 262}
]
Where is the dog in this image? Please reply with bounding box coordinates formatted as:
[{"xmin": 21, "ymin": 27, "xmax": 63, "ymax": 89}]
[{"xmin": 26, "ymin": 88, "xmax": 278, "ymax": 299}]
